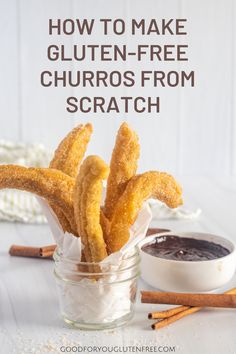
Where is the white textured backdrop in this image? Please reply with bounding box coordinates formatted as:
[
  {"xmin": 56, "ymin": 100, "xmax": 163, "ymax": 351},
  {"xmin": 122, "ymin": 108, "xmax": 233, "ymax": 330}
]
[{"xmin": 0, "ymin": 0, "xmax": 235, "ymax": 176}]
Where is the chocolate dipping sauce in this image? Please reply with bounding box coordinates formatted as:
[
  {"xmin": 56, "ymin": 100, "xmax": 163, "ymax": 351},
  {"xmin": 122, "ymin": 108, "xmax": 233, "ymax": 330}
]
[{"xmin": 142, "ymin": 235, "xmax": 230, "ymax": 261}]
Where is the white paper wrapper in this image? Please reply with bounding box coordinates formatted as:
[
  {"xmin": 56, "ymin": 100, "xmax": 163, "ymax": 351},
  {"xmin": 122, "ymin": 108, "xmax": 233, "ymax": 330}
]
[
  {"xmin": 37, "ymin": 197, "xmax": 152, "ymax": 323},
  {"xmin": 37, "ymin": 198, "xmax": 151, "ymax": 262},
  {"xmin": 37, "ymin": 198, "xmax": 82, "ymax": 260}
]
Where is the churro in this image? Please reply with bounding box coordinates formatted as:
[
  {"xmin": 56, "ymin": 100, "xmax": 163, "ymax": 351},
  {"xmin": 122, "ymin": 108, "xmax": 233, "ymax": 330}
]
[
  {"xmin": 100, "ymin": 209, "xmax": 111, "ymax": 241},
  {"xmin": 49, "ymin": 205, "xmax": 75, "ymax": 234},
  {"xmin": 74, "ymin": 156, "xmax": 109, "ymax": 262},
  {"xmin": 49, "ymin": 124, "xmax": 92, "ymax": 233},
  {"xmin": 74, "ymin": 161, "xmax": 93, "ymax": 262},
  {"xmin": 0, "ymin": 165, "xmax": 74, "ymax": 225},
  {"xmin": 106, "ymin": 171, "xmax": 183, "ymax": 253},
  {"xmin": 0, "ymin": 122, "xmax": 184, "ymax": 265},
  {"xmin": 104, "ymin": 122, "xmax": 140, "ymax": 220},
  {"xmin": 50, "ymin": 123, "xmax": 92, "ymax": 177}
]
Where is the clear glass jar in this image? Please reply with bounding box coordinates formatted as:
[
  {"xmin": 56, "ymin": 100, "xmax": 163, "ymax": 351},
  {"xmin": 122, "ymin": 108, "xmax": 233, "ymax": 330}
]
[{"xmin": 53, "ymin": 247, "xmax": 140, "ymax": 330}]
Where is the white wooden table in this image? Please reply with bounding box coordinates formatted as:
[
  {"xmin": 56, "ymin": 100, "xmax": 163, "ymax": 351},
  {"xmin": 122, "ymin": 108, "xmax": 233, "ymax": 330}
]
[{"xmin": 0, "ymin": 177, "xmax": 236, "ymax": 354}]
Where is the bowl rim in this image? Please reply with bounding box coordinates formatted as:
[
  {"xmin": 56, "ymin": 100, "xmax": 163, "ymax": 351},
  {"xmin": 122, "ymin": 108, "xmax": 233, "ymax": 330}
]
[{"xmin": 139, "ymin": 231, "xmax": 236, "ymax": 265}]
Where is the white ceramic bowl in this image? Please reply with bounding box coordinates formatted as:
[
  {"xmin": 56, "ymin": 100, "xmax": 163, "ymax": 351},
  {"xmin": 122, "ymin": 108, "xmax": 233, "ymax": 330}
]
[{"xmin": 139, "ymin": 232, "xmax": 236, "ymax": 292}]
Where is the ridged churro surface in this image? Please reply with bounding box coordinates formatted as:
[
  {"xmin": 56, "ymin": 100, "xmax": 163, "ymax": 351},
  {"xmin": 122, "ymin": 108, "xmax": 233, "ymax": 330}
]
[
  {"xmin": 49, "ymin": 123, "xmax": 92, "ymax": 234},
  {"xmin": 104, "ymin": 122, "xmax": 140, "ymax": 219},
  {"xmin": 100, "ymin": 209, "xmax": 110, "ymax": 242},
  {"xmin": 74, "ymin": 162, "xmax": 93, "ymax": 262},
  {"xmin": 50, "ymin": 205, "xmax": 74, "ymax": 234},
  {"xmin": 74, "ymin": 156, "xmax": 109, "ymax": 262},
  {"xmin": 106, "ymin": 171, "xmax": 183, "ymax": 253},
  {"xmin": 0, "ymin": 165, "xmax": 74, "ymax": 225},
  {"xmin": 50, "ymin": 123, "xmax": 92, "ymax": 177}
]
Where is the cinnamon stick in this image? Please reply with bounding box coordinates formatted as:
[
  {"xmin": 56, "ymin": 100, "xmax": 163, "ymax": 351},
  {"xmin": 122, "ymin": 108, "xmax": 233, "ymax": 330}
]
[
  {"xmin": 148, "ymin": 305, "xmax": 189, "ymax": 319},
  {"xmin": 141, "ymin": 290, "xmax": 236, "ymax": 308},
  {"xmin": 9, "ymin": 244, "xmax": 56, "ymax": 259},
  {"xmin": 152, "ymin": 306, "xmax": 200, "ymax": 330},
  {"xmin": 39, "ymin": 245, "xmax": 57, "ymax": 258},
  {"xmin": 148, "ymin": 288, "xmax": 236, "ymax": 330}
]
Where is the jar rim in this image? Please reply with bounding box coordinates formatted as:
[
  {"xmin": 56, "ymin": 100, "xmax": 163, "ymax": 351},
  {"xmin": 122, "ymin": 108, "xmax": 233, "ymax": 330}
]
[
  {"xmin": 53, "ymin": 245, "xmax": 140, "ymax": 276},
  {"xmin": 54, "ymin": 269, "xmax": 140, "ymax": 286},
  {"xmin": 53, "ymin": 245, "xmax": 139, "ymax": 264}
]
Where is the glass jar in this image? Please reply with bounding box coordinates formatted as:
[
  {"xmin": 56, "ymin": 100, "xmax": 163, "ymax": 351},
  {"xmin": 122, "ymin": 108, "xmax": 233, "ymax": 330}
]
[{"xmin": 53, "ymin": 247, "xmax": 140, "ymax": 330}]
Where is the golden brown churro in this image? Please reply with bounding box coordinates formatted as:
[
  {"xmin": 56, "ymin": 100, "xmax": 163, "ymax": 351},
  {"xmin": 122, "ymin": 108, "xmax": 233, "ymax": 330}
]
[
  {"xmin": 74, "ymin": 156, "xmax": 109, "ymax": 262},
  {"xmin": 49, "ymin": 124, "xmax": 92, "ymax": 233},
  {"xmin": 0, "ymin": 165, "xmax": 74, "ymax": 224},
  {"xmin": 50, "ymin": 123, "xmax": 93, "ymax": 177},
  {"xmin": 100, "ymin": 209, "xmax": 111, "ymax": 241},
  {"xmin": 106, "ymin": 171, "xmax": 183, "ymax": 253},
  {"xmin": 74, "ymin": 162, "xmax": 93, "ymax": 262},
  {"xmin": 49, "ymin": 205, "xmax": 75, "ymax": 234},
  {"xmin": 104, "ymin": 122, "xmax": 140, "ymax": 220},
  {"xmin": 0, "ymin": 122, "xmax": 184, "ymax": 266}
]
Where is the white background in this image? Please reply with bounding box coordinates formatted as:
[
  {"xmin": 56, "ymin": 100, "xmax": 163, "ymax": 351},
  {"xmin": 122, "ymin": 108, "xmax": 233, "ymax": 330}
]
[{"xmin": 0, "ymin": 0, "xmax": 235, "ymax": 176}]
